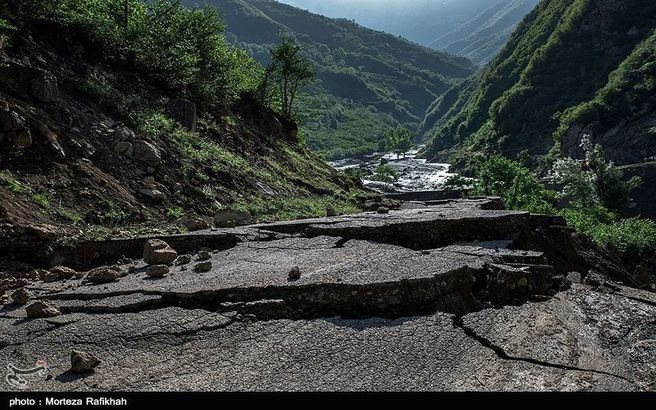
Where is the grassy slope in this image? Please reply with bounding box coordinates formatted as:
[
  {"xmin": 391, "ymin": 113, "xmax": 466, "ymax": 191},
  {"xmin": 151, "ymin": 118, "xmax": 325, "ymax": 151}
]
[
  {"xmin": 191, "ymin": 0, "xmax": 475, "ymax": 159},
  {"xmin": 422, "ymin": 0, "xmax": 656, "ymax": 167}
]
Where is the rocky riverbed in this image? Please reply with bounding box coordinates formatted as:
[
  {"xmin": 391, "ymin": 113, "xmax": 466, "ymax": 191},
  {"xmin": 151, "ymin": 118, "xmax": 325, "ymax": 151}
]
[
  {"xmin": 330, "ymin": 149, "xmax": 459, "ymax": 193},
  {"xmin": 1, "ymin": 198, "xmax": 654, "ymax": 391}
]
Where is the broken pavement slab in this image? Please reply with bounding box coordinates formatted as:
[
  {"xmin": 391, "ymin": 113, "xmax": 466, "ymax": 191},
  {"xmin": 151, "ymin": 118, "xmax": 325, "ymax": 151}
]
[{"xmin": 1, "ymin": 198, "xmax": 654, "ymax": 391}]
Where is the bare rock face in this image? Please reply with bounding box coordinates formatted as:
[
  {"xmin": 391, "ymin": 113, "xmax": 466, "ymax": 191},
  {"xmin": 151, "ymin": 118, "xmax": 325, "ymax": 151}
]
[
  {"xmin": 143, "ymin": 239, "xmax": 178, "ymax": 265},
  {"xmin": 25, "ymin": 300, "xmax": 61, "ymax": 318},
  {"xmin": 70, "ymin": 350, "xmax": 100, "ymax": 373}
]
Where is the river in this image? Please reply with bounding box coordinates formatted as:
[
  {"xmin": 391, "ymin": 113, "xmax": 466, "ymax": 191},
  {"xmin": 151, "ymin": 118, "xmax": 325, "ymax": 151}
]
[{"xmin": 329, "ymin": 149, "xmax": 458, "ymax": 193}]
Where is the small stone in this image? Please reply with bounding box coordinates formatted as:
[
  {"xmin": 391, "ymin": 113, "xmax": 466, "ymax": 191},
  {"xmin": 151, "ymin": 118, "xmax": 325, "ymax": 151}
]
[
  {"xmin": 85, "ymin": 266, "xmax": 121, "ymax": 284},
  {"xmin": 39, "ymin": 269, "xmax": 60, "ymax": 283},
  {"xmin": 143, "ymin": 239, "xmax": 178, "ymax": 265},
  {"xmin": 566, "ymin": 272, "xmax": 582, "ymax": 284},
  {"xmin": 11, "ymin": 288, "xmax": 31, "ymax": 305},
  {"xmin": 50, "ymin": 266, "xmax": 77, "ymax": 280},
  {"xmin": 196, "ymin": 251, "xmax": 211, "ymax": 261},
  {"xmin": 193, "ymin": 261, "xmax": 212, "ymax": 273},
  {"xmin": 139, "ymin": 189, "xmax": 167, "ymax": 202},
  {"xmin": 145, "ymin": 265, "xmax": 169, "ymax": 278},
  {"xmin": 133, "ymin": 140, "xmax": 161, "ymax": 167},
  {"xmin": 584, "ymin": 271, "xmax": 605, "ymax": 287},
  {"xmin": 142, "ymin": 176, "xmax": 155, "ymax": 189},
  {"xmin": 288, "ymin": 266, "xmax": 301, "ymax": 281},
  {"xmin": 176, "ymin": 255, "xmax": 192, "ymax": 265},
  {"xmin": 377, "ymin": 207, "xmax": 390, "ymax": 214},
  {"xmin": 70, "ymin": 350, "xmax": 101, "ymax": 373},
  {"xmin": 112, "ymin": 141, "xmax": 132, "ymax": 154},
  {"xmin": 26, "ymin": 300, "xmax": 61, "ymax": 318},
  {"xmin": 326, "ymin": 207, "xmax": 337, "ymax": 217}
]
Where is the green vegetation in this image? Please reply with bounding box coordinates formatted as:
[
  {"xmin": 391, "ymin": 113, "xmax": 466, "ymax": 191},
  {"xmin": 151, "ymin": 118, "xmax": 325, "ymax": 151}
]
[
  {"xmin": 422, "ymin": 0, "xmax": 656, "ymax": 165},
  {"xmin": 17, "ymin": 0, "xmax": 261, "ymax": 107},
  {"xmin": 468, "ymin": 142, "xmax": 654, "ymax": 265},
  {"xmin": 370, "ymin": 165, "xmax": 399, "ymax": 184},
  {"xmin": 0, "ymin": 18, "xmax": 15, "ymax": 48},
  {"xmin": 553, "ymin": 137, "xmax": 642, "ymax": 212},
  {"xmin": 0, "ymin": 170, "xmax": 26, "ymax": 194},
  {"xmin": 554, "ymin": 30, "xmax": 656, "ymax": 145},
  {"xmin": 231, "ymin": 195, "xmax": 360, "ymax": 223},
  {"xmin": 99, "ymin": 200, "xmax": 131, "ymax": 228},
  {"xmin": 0, "ymin": 171, "xmax": 50, "ymax": 210},
  {"xmin": 384, "ymin": 127, "xmax": 414, "ymax": 159},
  {"xmin": 471, "ymin": 156, "xmax": 556, "ymax": 214},
  {"xmin": 166, "ymin": 207, "xmax": 185, "ymax": 221},
  {"xmin": 260, "ymin": 35, "xmax": 316, "ymax": 119},
  {"xmin": 209, "ymin": 0, "xmax": 474, "ymax": 159},
  {"xmin": 56, "ymin": 207, "xmax": 84, "ymax": 225}
]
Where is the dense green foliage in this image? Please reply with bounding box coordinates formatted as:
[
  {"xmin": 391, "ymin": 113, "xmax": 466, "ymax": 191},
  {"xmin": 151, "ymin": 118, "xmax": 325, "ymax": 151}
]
[
  {"xmin": 260, "ymin": 35, "xmax": 315, "ymax": 119},
  {"xmin": 470, "ymin": 153, "xmax": 655, "ymax": 263},
  {"xmin": 471, "ymin": 156, "xmax": 556, "ymax": 214},
  {"xmin": 190, "ymin": 0, "xmax": 474, "ymax": 159},
  {"xmin": 422, "ymin": 0, "xmax": 656, "ymax": 166},
  {"xmin": 370, "ymin": 165, "xmax": 399, "ymax": 184},
  {"xmin": 553, "ymin": 138, "xmax": 642, "ymax": 212},
  {"xmin": 0, "ymin": 18, "xmax": 14, "ymax": 48},
  {"xmin": 384, "ymin": 127, "xmax": 414, "ymax": 159},
  {"xmin": 17, "ymin": 0, "xmax": 262, "ymax": 107}
]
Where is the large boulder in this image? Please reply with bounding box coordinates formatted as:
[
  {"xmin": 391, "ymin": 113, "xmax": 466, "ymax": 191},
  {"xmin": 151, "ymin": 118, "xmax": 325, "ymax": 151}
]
[
  {"xmin": 0, "ymin": 104, "xmax": 32, "ymax": 148},
  {"xmin": 143, "ymin": 239, "xmax": 178, "ymax": 265},
  {"xmin": 132, "ymin": 141, "xmax": 161, "ymax": 167},
  {"xmin": 167, "ymin": 98, "xmax": 197, "ymax": 131}
]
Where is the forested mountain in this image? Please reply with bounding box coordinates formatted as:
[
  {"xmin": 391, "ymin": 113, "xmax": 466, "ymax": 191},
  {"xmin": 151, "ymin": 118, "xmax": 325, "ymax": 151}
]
[
  {"xmin": 279, "ymin": 0, "xmax": 539, "ymax": 65},
  {"xmin": 185, "ymin": 0, "xmax": 475, "ymax": 159},
  {"xmin": 422, "ymin": 0, "xmax": 656, "ymax": 168},
  {"xmin": 427, "ymin": 0, "xmax": 540, "ymax": 65}
]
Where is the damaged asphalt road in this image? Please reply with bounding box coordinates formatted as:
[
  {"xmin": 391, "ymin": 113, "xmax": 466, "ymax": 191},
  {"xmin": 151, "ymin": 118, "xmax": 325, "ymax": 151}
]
[{"xmin": 1, "ymin": 198, "xmax": 655, "ymax": 391}]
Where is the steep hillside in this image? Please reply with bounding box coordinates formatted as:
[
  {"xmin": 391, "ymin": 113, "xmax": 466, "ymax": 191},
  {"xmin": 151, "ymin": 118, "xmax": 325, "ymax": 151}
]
[
  {"xmin": 422, "ymin": 0, "xmax": 656, "ymax": 169},
  {"xmin": 278, "ymin": 0, "xmax": 538, "ymax": 65},
  {"xmin": 428, "ymin": 0, "xmax": 540, "ymax": 65},
  {"xmin": 0, "ymin": 0, "xmax": 375, "ymax": 251},
  {"xmin": 185, "ymin": 0, "xmax": 475, "ymax": 159}
]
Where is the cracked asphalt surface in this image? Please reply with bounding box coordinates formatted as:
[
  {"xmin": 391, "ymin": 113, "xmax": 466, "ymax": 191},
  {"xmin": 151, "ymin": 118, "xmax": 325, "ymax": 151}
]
[{"xmin": 1, "ymin": 198, "xmax": 654, "ymax": 391}]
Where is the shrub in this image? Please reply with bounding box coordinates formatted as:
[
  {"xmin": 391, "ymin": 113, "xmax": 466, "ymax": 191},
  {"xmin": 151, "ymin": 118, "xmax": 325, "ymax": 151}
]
[
  {"xmin": 370, "ymin": 165, "xmax": 399, "ymax": 184},
  {"xmin": 471, "ymin": 156, "xmax": 557, "ymax": 214},
  {"xmin": 553, "ymin": 137, "xmax": 641, "ymax": 212}
]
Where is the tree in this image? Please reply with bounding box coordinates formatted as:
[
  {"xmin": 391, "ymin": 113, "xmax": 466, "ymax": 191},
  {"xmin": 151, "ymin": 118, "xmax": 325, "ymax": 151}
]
[
  {"xmin": 384, "ymin": 127, "xmax": 414, "ymax": 159},
  {"xmin": 261, "ymin": 34, "xmax": 315, "ymax": 119},
  {"xmin": 552, "ymin": 136, "xmax": 641, "ymax": 212}
]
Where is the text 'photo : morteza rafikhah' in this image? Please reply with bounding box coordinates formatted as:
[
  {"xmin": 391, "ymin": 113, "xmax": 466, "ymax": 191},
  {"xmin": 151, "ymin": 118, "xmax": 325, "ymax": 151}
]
[{"xmin": 0, "ymin": 0, "xmax": 655, "ymax": 404}]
